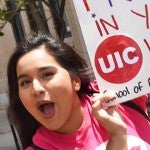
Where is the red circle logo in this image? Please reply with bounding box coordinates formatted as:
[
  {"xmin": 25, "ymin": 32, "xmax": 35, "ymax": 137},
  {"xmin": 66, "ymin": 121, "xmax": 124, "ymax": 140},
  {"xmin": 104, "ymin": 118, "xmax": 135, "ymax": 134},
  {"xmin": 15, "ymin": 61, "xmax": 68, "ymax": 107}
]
[{"xmin": 95, "ymin": 35, "xmax": 143, "ymax": 84}]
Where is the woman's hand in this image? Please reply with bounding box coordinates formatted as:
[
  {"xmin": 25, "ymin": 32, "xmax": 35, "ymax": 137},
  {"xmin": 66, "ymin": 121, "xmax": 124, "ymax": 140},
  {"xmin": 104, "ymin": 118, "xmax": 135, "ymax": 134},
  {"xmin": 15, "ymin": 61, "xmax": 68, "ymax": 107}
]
[{"xmin": 92, "ymin": 92, "xmax": 128, "ymax": 150}]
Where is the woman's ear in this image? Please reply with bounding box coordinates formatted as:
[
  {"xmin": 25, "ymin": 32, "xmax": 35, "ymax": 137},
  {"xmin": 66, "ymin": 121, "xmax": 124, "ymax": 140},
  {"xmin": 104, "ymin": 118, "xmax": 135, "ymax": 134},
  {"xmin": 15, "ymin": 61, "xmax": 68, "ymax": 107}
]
[{"xmin": 73, "ymin": 76, "xmax": 81, "ymax": 91}]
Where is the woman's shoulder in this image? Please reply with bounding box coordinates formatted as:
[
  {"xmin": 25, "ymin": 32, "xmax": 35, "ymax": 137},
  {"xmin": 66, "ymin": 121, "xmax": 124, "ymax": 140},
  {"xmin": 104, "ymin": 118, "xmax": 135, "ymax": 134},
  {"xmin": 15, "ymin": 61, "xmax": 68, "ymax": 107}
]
[{"xmin": 87, "ymin": 80, "xmax": 100, "ymax": 93}]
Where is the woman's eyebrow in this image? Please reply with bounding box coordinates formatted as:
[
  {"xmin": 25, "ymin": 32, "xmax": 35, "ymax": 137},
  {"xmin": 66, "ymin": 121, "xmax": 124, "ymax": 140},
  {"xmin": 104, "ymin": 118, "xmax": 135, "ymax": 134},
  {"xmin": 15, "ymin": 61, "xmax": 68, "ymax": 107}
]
[
  {"xmin": 38, "ymin": 65, "xmax": 54, "ymax": 71},
  {"xmin": 38, "ymin": 65, "xmax": 57, "ymax": 72},
  {"xmin": 17, "ymin": 74, "xmax": 28, "ymax": 81}
]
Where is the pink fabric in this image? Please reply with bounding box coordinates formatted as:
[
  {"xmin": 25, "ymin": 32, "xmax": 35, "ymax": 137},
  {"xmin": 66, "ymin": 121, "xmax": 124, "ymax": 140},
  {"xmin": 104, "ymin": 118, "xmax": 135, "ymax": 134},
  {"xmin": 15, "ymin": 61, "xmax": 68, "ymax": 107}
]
[
  {"xmin": 26, "ymin": 81, "xmax": 150, "ymax": 150},
  {"xmin": 26, "ymin": 95, "xmax": 109, "ymax": 150}
]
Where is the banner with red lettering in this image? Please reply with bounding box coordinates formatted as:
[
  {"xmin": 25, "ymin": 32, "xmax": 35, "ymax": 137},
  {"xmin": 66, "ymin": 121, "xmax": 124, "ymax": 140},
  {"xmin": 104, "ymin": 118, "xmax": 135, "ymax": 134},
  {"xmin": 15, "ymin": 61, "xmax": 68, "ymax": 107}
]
[{"xmin": 71, "ymin": 0, "xmax": 150, "ymax": 105}]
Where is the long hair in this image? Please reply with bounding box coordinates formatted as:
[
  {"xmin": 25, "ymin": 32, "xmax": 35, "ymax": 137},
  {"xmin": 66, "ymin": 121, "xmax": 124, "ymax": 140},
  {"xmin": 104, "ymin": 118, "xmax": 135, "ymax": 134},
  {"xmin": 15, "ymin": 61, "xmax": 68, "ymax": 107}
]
[{"xmin": 7, "ymin": 32, "xmax": 94, "ymax": 148}]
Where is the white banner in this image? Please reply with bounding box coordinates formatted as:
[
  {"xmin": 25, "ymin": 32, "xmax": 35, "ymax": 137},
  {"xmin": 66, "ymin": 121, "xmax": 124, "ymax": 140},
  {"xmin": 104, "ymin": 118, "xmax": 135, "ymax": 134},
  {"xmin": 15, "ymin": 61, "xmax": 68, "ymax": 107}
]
[{"xmin": 71, "ymin": 0, "xmax": 150, "ymax": 105}]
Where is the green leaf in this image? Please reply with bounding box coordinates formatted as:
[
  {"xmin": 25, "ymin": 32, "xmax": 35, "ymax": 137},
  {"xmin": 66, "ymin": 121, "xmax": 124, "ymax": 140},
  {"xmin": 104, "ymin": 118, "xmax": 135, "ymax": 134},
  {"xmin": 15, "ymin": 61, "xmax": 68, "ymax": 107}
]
[
  {"xmin": 15, "ymin": 0, "xmax": 25, "ymax": 8},
  {"xmin": 0, "ymin": 8, "xmax": 12, "ymax": 21},
  {"xmin": 0, "ymin": 31, "xmax": 4, "ymax": 36}
]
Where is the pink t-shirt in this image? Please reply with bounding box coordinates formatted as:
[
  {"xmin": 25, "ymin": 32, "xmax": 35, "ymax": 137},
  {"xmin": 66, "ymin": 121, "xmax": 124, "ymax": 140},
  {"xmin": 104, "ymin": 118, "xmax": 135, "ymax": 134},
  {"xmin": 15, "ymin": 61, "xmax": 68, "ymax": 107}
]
[{"xmin": 26, "ymin": 81, "xmax": 150, "ymax": 150}]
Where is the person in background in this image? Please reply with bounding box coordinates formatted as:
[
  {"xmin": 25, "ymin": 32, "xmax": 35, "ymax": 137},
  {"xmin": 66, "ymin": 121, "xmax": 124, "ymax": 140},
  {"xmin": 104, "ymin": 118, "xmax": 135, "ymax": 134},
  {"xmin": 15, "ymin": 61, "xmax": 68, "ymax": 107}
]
[{"xmin": 7, "ymin": 33, "xmax": 149, "ymax": 150}]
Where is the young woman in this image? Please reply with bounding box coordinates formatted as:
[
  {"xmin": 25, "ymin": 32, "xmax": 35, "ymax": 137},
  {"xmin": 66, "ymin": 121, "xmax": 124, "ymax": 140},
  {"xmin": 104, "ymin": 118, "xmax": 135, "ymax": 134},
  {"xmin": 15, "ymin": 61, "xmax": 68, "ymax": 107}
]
[{"xmin": 7, "ymin": 33, "xmax": 149, "ymax": 150}]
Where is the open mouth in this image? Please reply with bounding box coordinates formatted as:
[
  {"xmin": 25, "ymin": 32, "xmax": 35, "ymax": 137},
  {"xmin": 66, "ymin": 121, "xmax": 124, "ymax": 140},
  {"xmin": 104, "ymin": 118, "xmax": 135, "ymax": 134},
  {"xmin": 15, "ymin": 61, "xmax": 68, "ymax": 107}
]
[{"xmin": 38, "ymin": 102, "xmax": 55, "ymax": 118}]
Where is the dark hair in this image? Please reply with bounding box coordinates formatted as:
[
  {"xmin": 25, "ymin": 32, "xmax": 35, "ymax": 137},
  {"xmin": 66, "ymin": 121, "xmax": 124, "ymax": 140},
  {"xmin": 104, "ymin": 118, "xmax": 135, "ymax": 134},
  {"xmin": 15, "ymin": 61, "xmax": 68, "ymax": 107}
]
[{"xmin": 7, "ymin": 32, "xmax": 94, "ymax": 148}]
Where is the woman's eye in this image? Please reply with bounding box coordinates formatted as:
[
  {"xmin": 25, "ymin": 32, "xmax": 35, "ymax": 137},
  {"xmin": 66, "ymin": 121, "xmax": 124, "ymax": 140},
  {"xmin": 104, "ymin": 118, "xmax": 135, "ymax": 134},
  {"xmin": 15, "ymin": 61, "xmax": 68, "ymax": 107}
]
[
  {"xmin": 43, "ymin": 72, "xmax": 53, "ymax": 78},
  {"xmin": 19, "ymin": 80, "xmax": 30, "ymax": 87}
]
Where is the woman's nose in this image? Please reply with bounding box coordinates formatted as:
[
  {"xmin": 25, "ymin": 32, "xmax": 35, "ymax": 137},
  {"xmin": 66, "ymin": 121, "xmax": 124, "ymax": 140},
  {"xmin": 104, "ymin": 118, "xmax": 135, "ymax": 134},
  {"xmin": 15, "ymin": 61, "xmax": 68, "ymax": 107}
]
[{"xmin": 31, "ymin": 79, "xmax": 45, "ymax": 96}]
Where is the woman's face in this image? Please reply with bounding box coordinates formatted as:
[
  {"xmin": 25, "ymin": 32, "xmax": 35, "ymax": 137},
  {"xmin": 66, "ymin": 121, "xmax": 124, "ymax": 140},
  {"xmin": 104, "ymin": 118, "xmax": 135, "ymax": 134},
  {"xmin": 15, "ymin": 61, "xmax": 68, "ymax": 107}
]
[{"xmin": 16, "ymin": 46, "xmax": 82, "ymax": 133}]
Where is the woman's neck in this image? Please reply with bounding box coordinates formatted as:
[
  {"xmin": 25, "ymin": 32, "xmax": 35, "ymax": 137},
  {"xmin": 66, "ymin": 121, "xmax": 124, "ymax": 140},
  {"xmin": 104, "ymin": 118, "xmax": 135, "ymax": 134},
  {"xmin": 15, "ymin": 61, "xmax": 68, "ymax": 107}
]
[{"xmin": 57, "ymin": 96, "xmax": 84, "ymax": 134}]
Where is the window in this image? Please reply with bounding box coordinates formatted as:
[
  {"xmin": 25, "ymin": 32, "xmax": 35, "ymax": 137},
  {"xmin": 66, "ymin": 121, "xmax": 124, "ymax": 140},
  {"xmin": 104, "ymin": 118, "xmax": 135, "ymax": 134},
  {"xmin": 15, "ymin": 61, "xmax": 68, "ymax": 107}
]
[
  {"xmin": 25, "ymin": 0, "xmax": 49, "ymax": 33},
  {"xmin": 6, "ymin": 0, "xmax": 25, "ymax": 42},
  {"xmin": 49, "ymin": 0, "xmax": 71, "ymax": 38}
]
